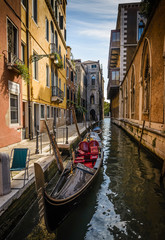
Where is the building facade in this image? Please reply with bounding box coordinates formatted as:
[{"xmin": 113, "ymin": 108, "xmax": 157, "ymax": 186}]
[
  {"xmin": 0, "ymin": 0, "xmax": 22, "ymax": 147},
  {"xmin": 74, "ymin": 59, "xmax": 87, "ymax": 122},
  {"xmin": 107, "ymin": 2, "xmax": 146, "ymax": 119},
  {"xmin": 83, "ymin": 61, "xmax": 104, "ymax": 121},
  {"xmin": 0, "ymin": 0, "xmax": 67, "ymax": 148},
  {"xmin": 21, "ymin": 0, "xmax": 67, "ymax": 139},
  {"xmin": 66, "ymin": 46, "xmax": 76, "ymax": 125},
  {"xmin": 107, "ymin": 0, "xmax": 165, "ymax": 161}
]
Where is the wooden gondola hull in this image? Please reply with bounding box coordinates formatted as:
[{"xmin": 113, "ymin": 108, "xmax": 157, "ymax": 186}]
[
  {"xmin": 44, "ymin": 157, "xmax": 102, "ymax": 232},
  {"xmin": 35, "ymin": 131, "xmax": 103, "ymax": 233}
]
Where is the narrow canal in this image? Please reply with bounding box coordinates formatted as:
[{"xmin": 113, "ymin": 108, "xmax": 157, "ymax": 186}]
[{"xmin": 10, "ymin": 118, "xmax": 165, "ymax": 240}]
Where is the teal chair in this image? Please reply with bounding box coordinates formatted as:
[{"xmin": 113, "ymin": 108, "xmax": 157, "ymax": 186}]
[{"xmin": 10, "ymin": 148, "xmax": 30, "ymax": 187}]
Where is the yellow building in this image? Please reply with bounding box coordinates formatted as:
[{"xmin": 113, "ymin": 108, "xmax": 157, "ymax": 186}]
[{"xmin": 21, "ymin": 0, "xmax": 67, "ymax": 138}]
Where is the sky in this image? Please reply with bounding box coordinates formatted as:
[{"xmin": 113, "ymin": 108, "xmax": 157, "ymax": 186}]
[{"xmin": 66, "ymin": 0, "xmax": 141, "ymax": 101}]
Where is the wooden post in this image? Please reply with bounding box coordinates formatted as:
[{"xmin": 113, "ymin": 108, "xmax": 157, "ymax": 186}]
[
  {"xmin": 71, "ymin": 106, "xmax": 81, "ymax": 141},
  {"xmin": 138, "ymin": 120, "xmax": 145, "ymax": 152},
  {"xmin": 44, "ymin": 121, "xmax": 64, "ymax": 172}
]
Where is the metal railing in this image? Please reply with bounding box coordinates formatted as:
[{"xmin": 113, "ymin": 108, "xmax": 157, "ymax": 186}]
[
  {"xmin": 8, "ymin": 52, "xmax": 23, "ymax": 65},
  {"xmin": 52, "ymin": 86, "xmax": 64, "ymax": 100},
  {"xmin": 49, "ymin": 43, "xmax": 58, "ymax": 54}
]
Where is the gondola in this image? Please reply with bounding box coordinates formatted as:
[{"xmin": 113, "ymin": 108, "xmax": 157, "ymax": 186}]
[
  {"xmin": 93, "ymin": 126, "xmax": 102, "ymax": 135},
  {"xmin": 34, "ymin": 131, "xmax": 103, "ymax": 233}
]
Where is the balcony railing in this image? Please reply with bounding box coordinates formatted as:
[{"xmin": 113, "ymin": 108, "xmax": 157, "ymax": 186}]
[
  {"xmin": 49, "ymin": 43, "xmax": 58, "ymax": 55},
  {"xmin": 7, "ymin": 52, "xmax": 23, "ymax": 71},
  {"xmin": 51, "ymin": 86, "xmax": 64, "ymax": 103}
]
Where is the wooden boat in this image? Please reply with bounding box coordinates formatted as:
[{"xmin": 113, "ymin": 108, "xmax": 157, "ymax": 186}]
[
  {"xmin": 93, "ymin": 126, "xmax": 102, "ymax": 135},
  {"xmin": 34, "ymin": 131, "xmax": 103, "ymax": 233}
]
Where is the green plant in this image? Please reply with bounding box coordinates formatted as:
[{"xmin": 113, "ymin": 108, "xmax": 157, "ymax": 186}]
[
  {"xmin": 16, "ymin": 61, "xmax": 30, "ymax": 83},
  {"xmin": 55, "ymin": 53, "xmax": 63, "ymax": 69}
]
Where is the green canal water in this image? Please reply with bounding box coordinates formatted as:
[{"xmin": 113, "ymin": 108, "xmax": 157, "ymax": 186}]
[{"xmin": 9, "ymin": 118, "xmax": 165, "ymax": 240}]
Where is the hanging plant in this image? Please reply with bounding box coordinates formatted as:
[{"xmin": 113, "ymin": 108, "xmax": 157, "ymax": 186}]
[
  {"xmin": 54, "ymin": 53, "xmax": 63, "ymax": 69},
  {"xmin": 16, "ymin": 61, "xmax": 30, "ymax": 83}
]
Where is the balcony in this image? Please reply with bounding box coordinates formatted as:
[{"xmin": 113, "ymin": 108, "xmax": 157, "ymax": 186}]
[
  {"xmin": 109, "ymin": 30, "xmax": 120, "ymax": 69},
  {"xmin": 51, "ymin": 86, "xmax": 64, "ymax": 103},
  {"xmin": 49, "ymin": 43, "xmax": 58, "ymax": 56},
  {"xmin": 7, "ymin": 52, "xmax": 23, "ymax": 73},
  {"xmin": 107, "ymin": 69, "xmax": 120, "ymax": 99}
]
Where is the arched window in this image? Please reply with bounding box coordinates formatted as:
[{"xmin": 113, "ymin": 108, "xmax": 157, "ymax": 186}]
[
  {"xmin": 91, "ymin": 75, "xmax": 95, "ymax": 85},
  {"xmin": 131, "ymin": 66, "xmax": 135, "ymax": 114},
  {"xmin": 141, "ymin": 40, "xmax": 150, "ymax": 114},
  {"xmin": 138, "ymin": 20, "xmax": 145, "ymax": 40},
  {"xmin": 90, "ymin": 94, "xmax": 95, "ymax": 104}
]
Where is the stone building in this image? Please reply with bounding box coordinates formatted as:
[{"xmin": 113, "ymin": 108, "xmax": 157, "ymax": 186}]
[
  {"xmin": 21, "ymin": 0, "xmax": 67, "ymax": 138},
  {"xmin": 66, "ymin": 46, "xmax": 76, "ymax": 124},
  {"xmin": 83, "ymin": 61, "xmax": 104, "ymax": 121},
  {"xmin": 74, "ymin": 59, "xmax": 87, "ymax": 122},
  {"xmin": 107, "ymin": 2, "xmax": 146, "ymax": 119},
  {"xmin": 0, "ymin": 0, "xmax": 22, "ymax": 147},
  {"xmin": 108, "ymin": 0, "xmax": 165, "ymax": 162}
]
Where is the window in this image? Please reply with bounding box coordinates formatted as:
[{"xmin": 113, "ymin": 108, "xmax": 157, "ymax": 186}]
[
  {"xmin": 64, "ymin": 28, "xmax": 66, "ymax": 41},
  {"xmin": 59, "ymin": 14, "xmax": 63, "ymax": 29},
  {"xmin": 138, "ymin": 20, "xmax": 145, "ymax": 40},
  {"xmin": 21, "ymin": 43, "xmax": 25, "ymax": 63},
  {"xmin": 40, "ymin": 105, "xmax": 45, "ymax": 118},
  {"xmin": 141, "ymin": 40, "xmax": 150, "ymax": 114},
  {"xmin": 112, "ymin": 71, "xmax": 119, "ymax": 81},
  {"xmin": 7, "ymin": 19, "xmax": 18, "ymax": 58},
  {"xmin": 10, "ymin": 94, "xmax": 19, "ymax": 124},
  {"xmin": 51, "ymin": 0, "xmax": 54, "ymax": 9},
  {"xmin": 71, "ymin": 71, "xmax": 73, "ymax": 82},
  {"xmin": 47, "ymin": 106, "xmax": 50, "ymax": 118},
  {"xmin": 67, "ymin": 67, "xmax": 69, "ymax": 79},
  {"xmin": 91, "ymin": 75, "xmax": 95, "ymax": 85},
  {"xmin": 33, "ymin": 51, "xmax": 38, "ymax": 80},
  {"xmin": 91, "ymin": 64, "xmax": 96, "ymax": 68},
  {"xmin": 46, "ymin": 64, "xmax": 49, "ymax": 87},
  {"xmin": 131, "ymin": 66, "xmax": 135, "ymax": 113},
  {"xmin": 90, "ymin": 94, "xmax": 95, "ymax": 104},
  {"xmin": 112, "ymin": 31, "xmax": 120, "ymax": 42},
  {"xmin": 45, "ymin": 17, "xmax": 49, "ymax": 41},
  {"xmin": 51, "ymin": 107, "xmax": 53, "ymax": 118},
  {"xmin": 32, "ymin": 0, "xmax": 37, "ymax": 23},
  {"xmin": 21, "ymin": 0, "xmax": 27, "ymax": 8},
  {"xmin": 59, "ymin": 78, "xmax": 61, "ymax": 89}
]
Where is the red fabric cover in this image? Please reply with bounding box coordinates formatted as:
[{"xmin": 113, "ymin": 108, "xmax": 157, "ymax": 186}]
[
  {"xmin": 79, "ymin": 141, "xmax": 90, "ymax": 153},
  {"xmin": 90, "ymin": 155, "xmax": 98, "ymax": 160},
  {"xmin": 74, "ymin": 156, "xmax": 85, "ymax": 163},
  {"xmin": 90, "ymin": 146, "xmax": 99, "ymax": 155},
  {"xmin": 78, "ymin": 149, "xmax": 86, "ymax": 155},
  {"xmin": 89, "ymin": 140, "xmax": 99, "ymax": 147}
]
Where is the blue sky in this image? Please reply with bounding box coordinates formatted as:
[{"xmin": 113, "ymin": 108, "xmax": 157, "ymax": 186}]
[{"xmin": 66, "ymin": 0, "xmax": 141, "ymax": 101}]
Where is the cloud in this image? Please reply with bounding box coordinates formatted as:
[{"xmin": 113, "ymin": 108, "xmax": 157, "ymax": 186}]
[{"xmin": 67, "ymin": 0, "xmax": 141, "ymax": 99}]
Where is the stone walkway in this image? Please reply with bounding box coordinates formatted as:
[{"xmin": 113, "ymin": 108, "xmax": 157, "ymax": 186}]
[{"xmin": 0, "ymin": 122, "xmax": 92, "ymax": 216}]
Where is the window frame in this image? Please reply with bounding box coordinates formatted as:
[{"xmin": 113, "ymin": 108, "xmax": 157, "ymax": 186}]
[
  {"xmin": 7, "ymin": 18, "xmax": 18, "ymax": 58},
  {"xmin": 46, "ymin": 64, "xmax": 50, "ymax": 87},
  {"xmin": 45, "ymin": 17, "xmax": 49, "ymax": 42},
  {"xmin": 32, "ymin": 0, "xmax": 38, "ymax": 24},
  {"xmin": 40, "ymin": 104, "xmax": 45, "ymax": 119}
]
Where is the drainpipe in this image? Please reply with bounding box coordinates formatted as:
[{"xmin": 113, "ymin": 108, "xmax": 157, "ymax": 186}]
[{"xmin": 26, "ymin": 0, "xmax": 31, "ymax": 139}]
